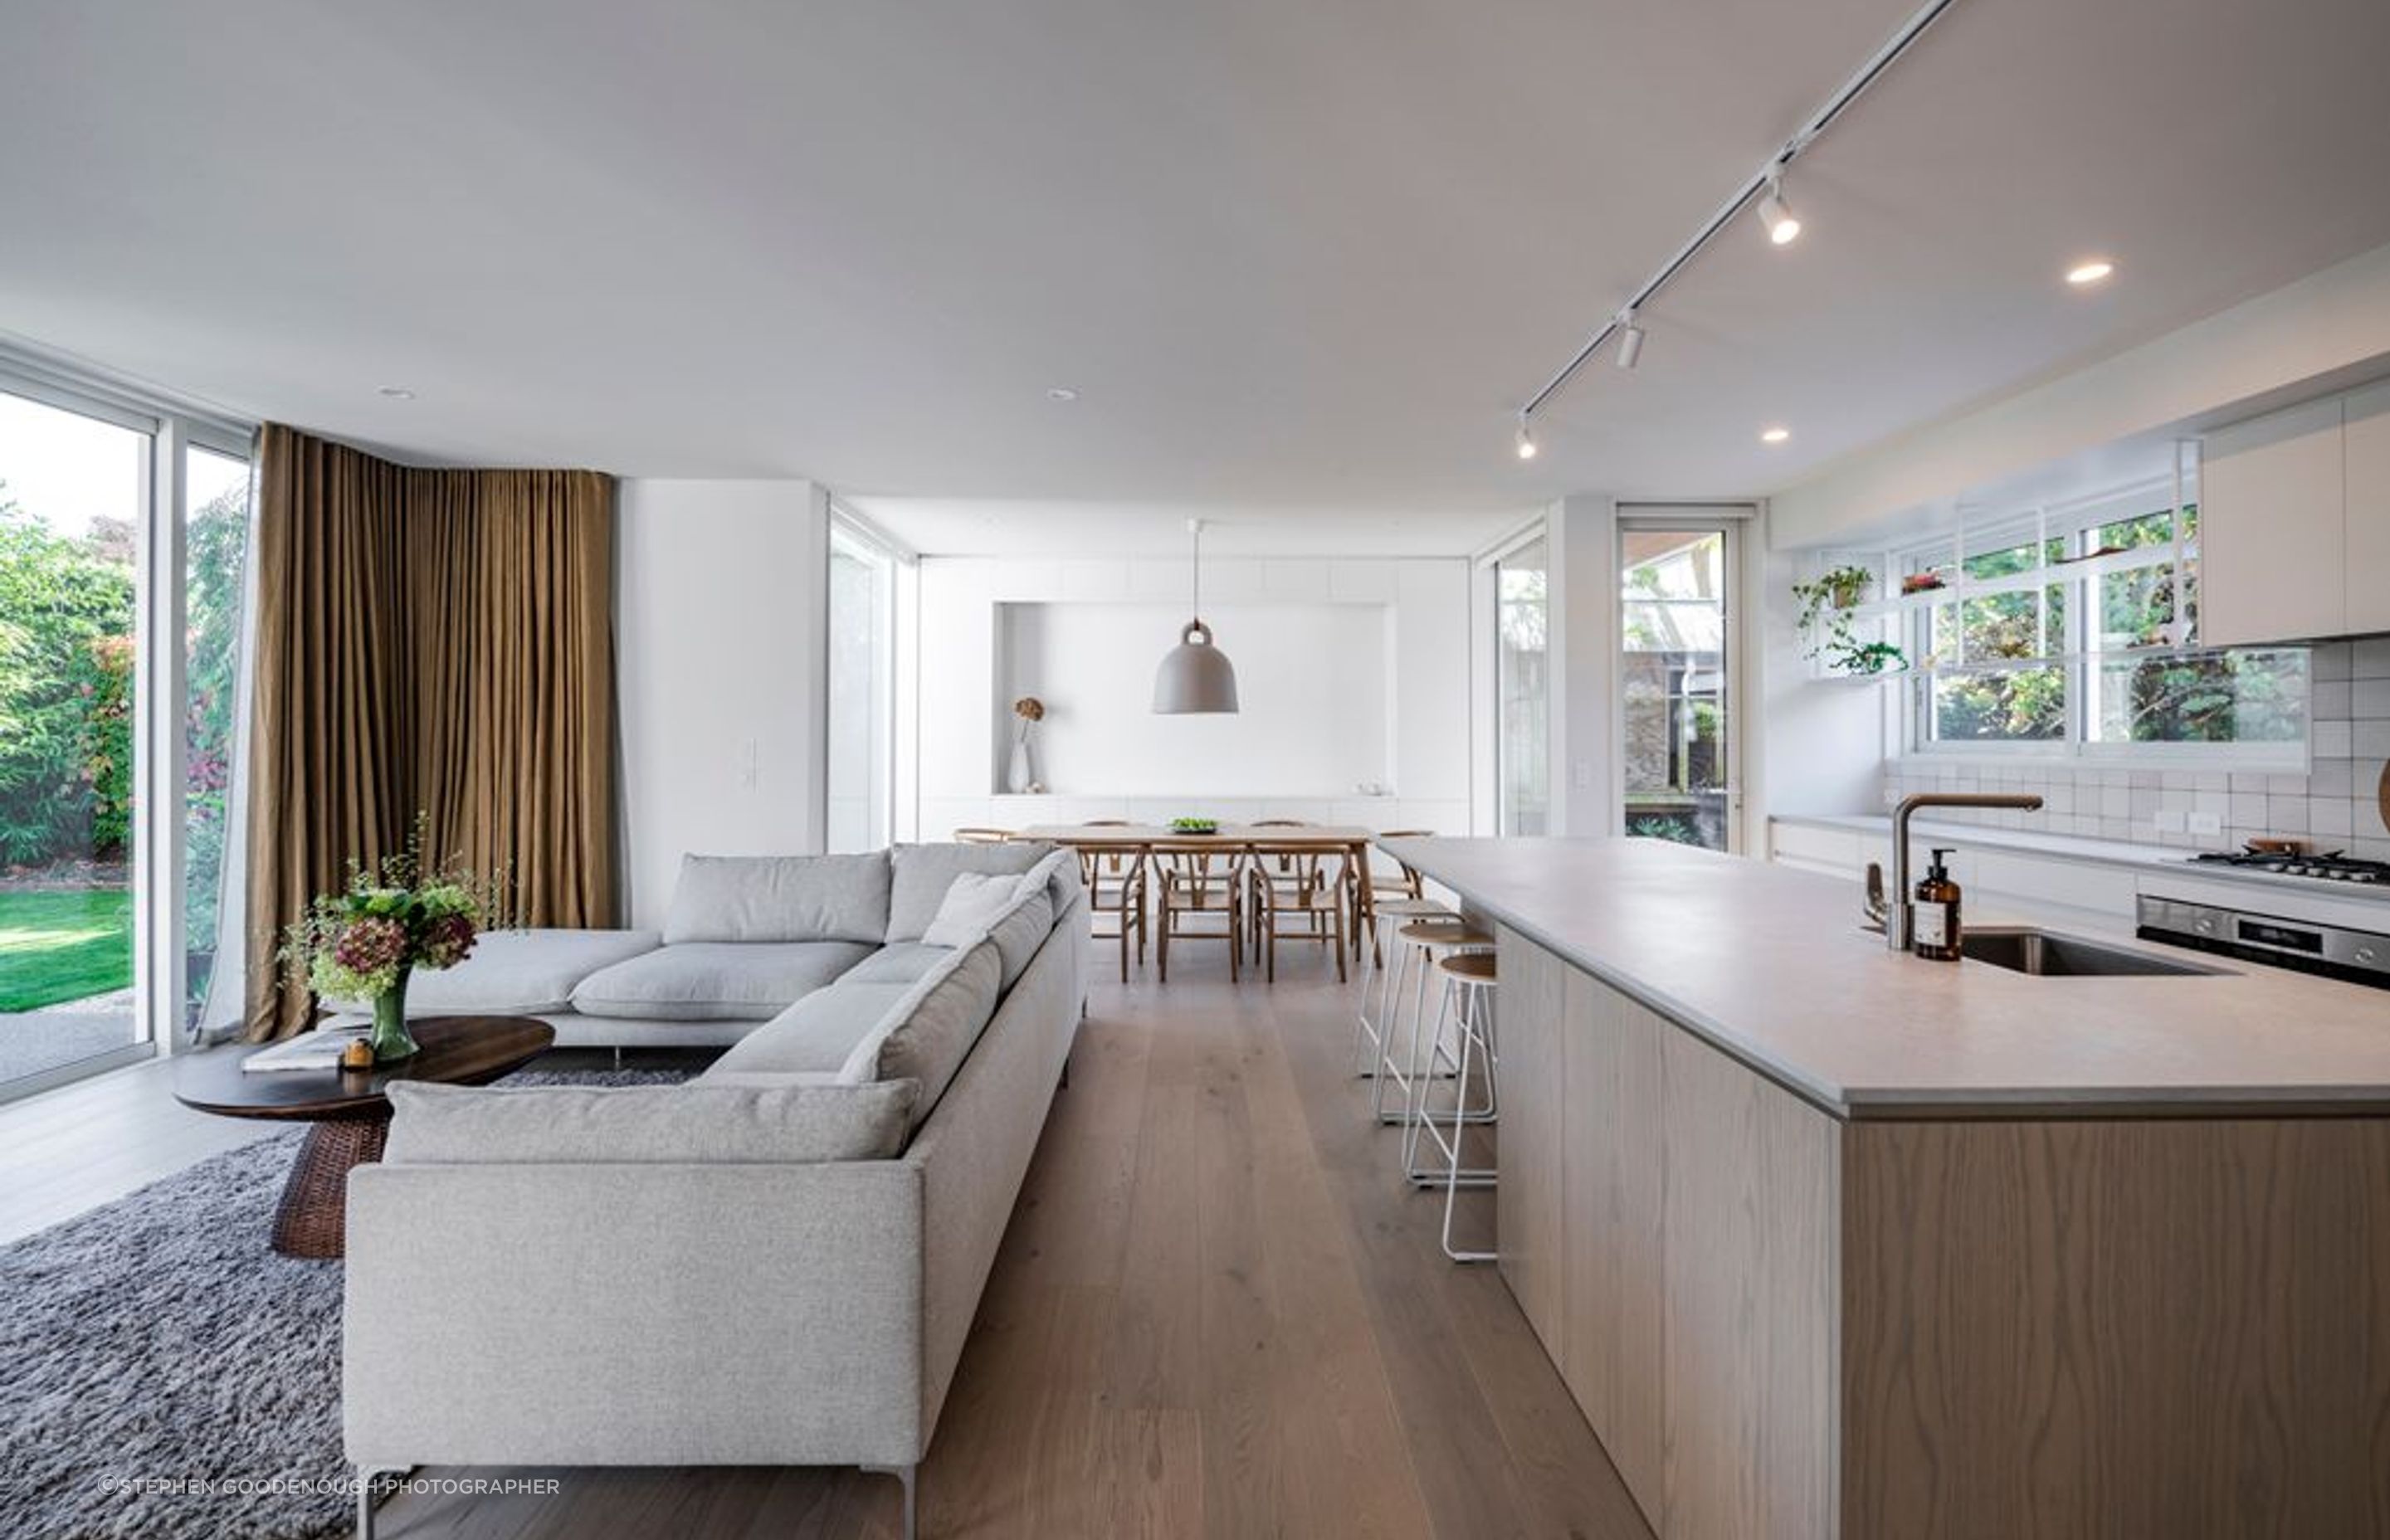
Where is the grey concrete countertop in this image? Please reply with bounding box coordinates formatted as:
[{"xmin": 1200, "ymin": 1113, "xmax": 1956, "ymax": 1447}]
[{"xmin": 1388, "ymin": 836, "xmax": 2390, "ymax": 1120}]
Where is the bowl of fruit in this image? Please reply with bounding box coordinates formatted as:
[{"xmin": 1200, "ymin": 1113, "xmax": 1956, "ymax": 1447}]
[{"xmin": 1168, "ymin": 816, "xmax": 1219, "ymax": 836}]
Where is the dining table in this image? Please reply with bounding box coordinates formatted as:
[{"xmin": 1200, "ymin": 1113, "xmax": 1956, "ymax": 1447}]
[{"xmin": 1012, "ymin": 822, "xmax": 1387, "ymax": 943}]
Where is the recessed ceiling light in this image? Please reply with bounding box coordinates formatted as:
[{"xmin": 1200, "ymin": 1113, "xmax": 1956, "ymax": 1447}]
[
  {"xmin": 377, "ymin": 386, "xmax": 416, "ymax": 400},
  {"xmin": 2066, "ymin": 260, "xmax": 2115, "ymax": 286},
  {"xmin": 1045, "ymin": 387, "xmax": 1080, "ymax": 402},
  {"xmin": 1760, "ymin": 426, "xmax": 1792, "ymax": 444}
]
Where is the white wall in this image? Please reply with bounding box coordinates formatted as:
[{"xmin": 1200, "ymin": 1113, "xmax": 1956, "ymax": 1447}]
[
  {"xmin": 997, "ymin": 601, "xmax": 1389, "ymax": 796},
  {"xmin": 919, "ymin": 555, "xmax": 1472, "ymax": 836},
  {"xmin": 616, "ymin": 478, "xmax": 827, "ymax": 926}
]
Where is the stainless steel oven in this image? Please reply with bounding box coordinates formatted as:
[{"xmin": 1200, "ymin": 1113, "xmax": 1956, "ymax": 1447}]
[{"xmin": 2137, "ymin": 895, "xmax": 2390, "ymax": 990}]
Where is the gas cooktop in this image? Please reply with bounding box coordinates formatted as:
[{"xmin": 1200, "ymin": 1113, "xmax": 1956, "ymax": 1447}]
[{"xmin": 2188, "ymin": 849, "xmax": 2390, "ymax": 885}]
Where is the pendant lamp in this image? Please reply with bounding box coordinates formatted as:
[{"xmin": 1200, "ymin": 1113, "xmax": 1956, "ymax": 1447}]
[{"xmin": 1152, "ymin": 519, "xmax": 1239, "ymax": 714}]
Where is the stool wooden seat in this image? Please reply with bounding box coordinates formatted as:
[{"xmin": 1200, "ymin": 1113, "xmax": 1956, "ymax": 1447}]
[{"xmin": 1436, "ymin": 952, "xmax": 1497, "ymax": 983}]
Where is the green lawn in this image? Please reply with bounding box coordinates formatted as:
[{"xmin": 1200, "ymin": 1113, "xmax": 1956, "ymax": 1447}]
[{"xmin": 0, "ymin": 888, "xmax": 134, "ymax": 1012}]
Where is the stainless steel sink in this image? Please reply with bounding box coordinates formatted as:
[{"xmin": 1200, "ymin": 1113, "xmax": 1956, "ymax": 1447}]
[{"xmin": 1959, "ymin": 928, "xmax": 2228, "ymax": 977}]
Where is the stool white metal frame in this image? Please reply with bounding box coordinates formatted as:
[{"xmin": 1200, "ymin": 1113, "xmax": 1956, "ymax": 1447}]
[
  {"xmin": 1370, "ymin": 918, "xmax": 1485, "ymax": 1128},
  {"xmin": 1407, "ymin": 952, "xmax": 1499, "ymax": 1264},
  {"xmin": 1351, "ymin": 897, "xmax": 1453, "ymax": 1080}
]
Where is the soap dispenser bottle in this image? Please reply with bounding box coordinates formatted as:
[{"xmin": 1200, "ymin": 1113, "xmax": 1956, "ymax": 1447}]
[{"xmin": 1911, "ymin": 848, "xmax": 1962, "ymax": 962}]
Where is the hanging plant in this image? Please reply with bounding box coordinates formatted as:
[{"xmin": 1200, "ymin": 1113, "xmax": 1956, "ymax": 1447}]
[{"xmin": 1792, "ymin": 564, "xmax": 1905, "ymax": 676}]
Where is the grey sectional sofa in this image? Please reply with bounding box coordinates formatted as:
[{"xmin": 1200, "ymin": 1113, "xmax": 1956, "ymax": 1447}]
[
  {"xmin": 329, "ymin": 843, "xmax": 1065, "ymax": 1048},
  {"xmin": 340, "ymin": 841, "xmax": 1089, "ymax": 1540}
]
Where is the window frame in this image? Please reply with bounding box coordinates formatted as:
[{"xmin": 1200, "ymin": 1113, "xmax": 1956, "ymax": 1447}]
[
  {"xmin": 1896, "ymin": 469, "xmax": 2310, "ymax": 772},
  {"xmin": 0, "ymin": 349, "xmax": 256, "ymax": 1099}
]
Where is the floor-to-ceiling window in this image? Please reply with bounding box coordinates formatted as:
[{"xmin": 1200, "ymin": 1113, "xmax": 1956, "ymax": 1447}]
[
  {"xmin": 1495, "ymin": 535, "xmax": 1550, "ymax": 836},
  {"xmin": 183, "ymin": 447, "xmax": 251, "ymax": 1035},
  {"xmin": 827, "ymin": 514, "xmax": 900, "ymax": 853},
  {"xmin": 0, "ymin": 364, "xmax": 251, "ymax": 1097},
  {"xmin": 0, "ymin": 391, "xmax": 144, "ymax": 1089},
  {"xmin": 1618, "ymin": 518, "xmax": 1739, "ymax": 851}
]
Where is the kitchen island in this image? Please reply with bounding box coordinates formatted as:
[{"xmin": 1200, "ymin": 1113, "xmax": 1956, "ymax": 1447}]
[{"xmin": 1385, "ymin": 836, "xmax": 2390, "ymax": 1540}]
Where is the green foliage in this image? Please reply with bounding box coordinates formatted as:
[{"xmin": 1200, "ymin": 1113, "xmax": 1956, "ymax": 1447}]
[
  {"xmin": 1625, "ymin": 812, "xmax": 1703, "ymax": 846},
  {"xmin": 1793, "ymin": 564, "xmax": 1906, "ymax": 676},
  {"xmin": 183, "ymin": 485, "xmax": 248, "ymax": 950},
  {"xmin": 0, "ymin": 490, "xmax": 135, "ymax": 866}
]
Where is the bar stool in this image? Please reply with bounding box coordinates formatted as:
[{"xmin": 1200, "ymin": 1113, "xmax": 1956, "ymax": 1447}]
[
  {"xmin": 1351, "ymin": 896, "xmax": 1456, "ymax": 1078},
  {"xmin": 1371, "ymin": 918, "xmax": 1490, "ymax": 1128},
  {"xmin": 1409, "ymin": 949, "xmax": 1498, "ymax": 1264}
]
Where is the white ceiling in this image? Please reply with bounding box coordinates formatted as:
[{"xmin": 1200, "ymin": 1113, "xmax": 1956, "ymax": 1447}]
[{"xmin": 6, "ymin": 0, "xmax": 2389, "ymax": 555}]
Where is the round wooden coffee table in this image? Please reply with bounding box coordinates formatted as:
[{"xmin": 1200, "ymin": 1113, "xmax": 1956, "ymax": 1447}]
[{"xmin": 174, "ymin": 1016, "xmax": 554, "ymax": 1260}]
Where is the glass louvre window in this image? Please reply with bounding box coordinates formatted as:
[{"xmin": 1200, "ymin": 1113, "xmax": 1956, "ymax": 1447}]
[{"xmin": 1905, "ymin": 493, "xmax": 2308, "ymax": 763}]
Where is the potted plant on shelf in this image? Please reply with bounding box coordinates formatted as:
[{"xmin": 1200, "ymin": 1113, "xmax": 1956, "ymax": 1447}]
[{"xmin": 1792, "ymin": 564, "xmax": 1907, "ymax": 677}]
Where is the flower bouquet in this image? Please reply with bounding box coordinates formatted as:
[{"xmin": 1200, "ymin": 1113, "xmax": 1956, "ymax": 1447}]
[{"xmin": 281, "ymin": 834, "xmax": 498, "ymax": 1062}]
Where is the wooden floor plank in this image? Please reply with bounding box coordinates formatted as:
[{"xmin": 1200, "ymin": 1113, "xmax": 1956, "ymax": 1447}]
[{"xmin": 15, "ymin": 952, "xmax": 1644, "ymax": 1538}]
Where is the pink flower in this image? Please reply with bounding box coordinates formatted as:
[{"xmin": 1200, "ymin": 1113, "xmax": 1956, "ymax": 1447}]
[
  {"xmin": 333, "ymin": 915, "xmax": 408, "ymax": 976},
  {"xmin": 418, "ymin": 912, "xmax": 477, "ymax": 971}
]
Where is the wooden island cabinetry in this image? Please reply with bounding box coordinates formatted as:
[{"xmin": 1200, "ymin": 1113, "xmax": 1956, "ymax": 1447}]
[
  {"xmin": 1496, "ymin": 925, "xmax": 2390, "ymax": 1539},
  {"xmin": 1394, "ymin": 836, "xmax": 2390, "ymax": 1540}
]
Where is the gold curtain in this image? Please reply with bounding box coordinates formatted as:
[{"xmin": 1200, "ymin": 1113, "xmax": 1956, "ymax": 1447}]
[{"xmin": 242, "ymin": 426, "xmax": 617, "ymax": 1040}]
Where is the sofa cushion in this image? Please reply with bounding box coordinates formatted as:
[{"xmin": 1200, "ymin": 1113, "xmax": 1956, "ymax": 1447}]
[
  {"xmin": 698, "ymin": 982, "xmax": 912, "ymax": 1077},
  {"xmin": 885, "ymin": 841, "xmax": 1051, "ymax": 943},
  {"xmin": 845, "ymin": 938, "xmax": 1003, "ymax": 1120},
  {"xmin": 569, "ymin": 941, "xmax": 876, "ymax": 1021},
  {"xmin": 662, "ymin": 852, "xmax": 892, "ymax": 945},
  {"xmin": 920, "ymin": 872, "xmax": 1026, "ymax": 947},
  {"xmin": 1017, "ymin": 848, "xmax": 1079, "ymax": 909},
  {"xmin": 985, "ymin": 889, "xmax": 1056, "ymax": 990},
  {"xmin": 836, "ymin": 943, "xmax": 954, "ymax": 986},
  {"xmin": 383, "ymin": 1079, "xmax": 917, "ymax": 1164},
  {"xmin": 320, "ymin": 928, "xmax": 661, "ymax": 1016}
]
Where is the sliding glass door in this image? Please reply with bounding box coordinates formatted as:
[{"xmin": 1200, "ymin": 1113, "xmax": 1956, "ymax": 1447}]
[
  {"xmin": 1619, "ymin": 518, "xmax": 1739, "ymax": 851},
  {"xmin": 0, "ymin": 392, "xmax": 147, "ymax": 1089},
  {"xmin": 0, "ymin": 374, "xmax": 251, "ymax": 1096},
  {"xmin": 183, "ymin": 447, "xmax": 251, "ymax": 1036}
]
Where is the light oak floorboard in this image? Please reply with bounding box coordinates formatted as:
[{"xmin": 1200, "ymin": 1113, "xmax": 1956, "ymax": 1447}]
[{"xmin": 15, "ymin": 960, "xmax": 1645, "ymax": 1538}]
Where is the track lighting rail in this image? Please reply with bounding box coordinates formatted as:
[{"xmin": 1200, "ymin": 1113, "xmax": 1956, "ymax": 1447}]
[{"xmin": 1517, "ymin": 0, "xmax": 1962, "ymax": 426}]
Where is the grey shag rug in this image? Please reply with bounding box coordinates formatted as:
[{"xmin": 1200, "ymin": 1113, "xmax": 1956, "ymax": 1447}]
[{"xmin": 0, "ymin": 1067, "xmax": 688, "ymax": 1540}]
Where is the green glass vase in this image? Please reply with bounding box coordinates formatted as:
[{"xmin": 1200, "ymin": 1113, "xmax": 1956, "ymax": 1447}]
[{"xmin": 368, "ymin": 968, "xmax": 419, "ymax": 1062}]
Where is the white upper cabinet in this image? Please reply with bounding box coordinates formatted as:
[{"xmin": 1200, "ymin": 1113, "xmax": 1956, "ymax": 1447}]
[
  {"xmin": 2200, "ymin": 397, "xmax": 2347, "ymax": 646},
  {"xmin": 2345, "ymin": 381, "xmax": 2390, "ymax": 636}
]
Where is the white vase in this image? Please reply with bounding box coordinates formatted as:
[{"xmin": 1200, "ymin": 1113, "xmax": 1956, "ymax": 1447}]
[{"xmin": 1007, "ymin": 738, "xmax": 1032, "ymax": 795}]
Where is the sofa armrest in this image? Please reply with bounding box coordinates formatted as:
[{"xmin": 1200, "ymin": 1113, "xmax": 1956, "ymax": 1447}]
[{"xmin": 344, "ymin": 1159, "xmax": 924, "ymax": 1469}]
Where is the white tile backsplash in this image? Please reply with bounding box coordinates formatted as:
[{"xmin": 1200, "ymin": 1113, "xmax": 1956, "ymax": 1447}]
[{"xmin": 1877, "ymin": 640, "xmax": 2387, "ymax": 853}]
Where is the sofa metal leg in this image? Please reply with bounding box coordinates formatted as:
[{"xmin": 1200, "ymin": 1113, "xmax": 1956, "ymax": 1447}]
[
  {"xmin": 612, "ymin": 1045, "xmax": 623, "ymax": 1072},
  {"xmin": 861, "ymin": 1462, "xmax": 917, "ymax": 1540},
  {"xmin": 354, "ymin": 1466, "xmax": 399, "ymax": 1540},
  {"xmin": 1059, "ymin": 1053, "xmax": 1071, "ymax": 1090}
]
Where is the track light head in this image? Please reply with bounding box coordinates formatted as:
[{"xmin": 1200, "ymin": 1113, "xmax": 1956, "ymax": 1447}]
[
  {"xmin": 1614, "ymin": 310, "xmax": 1646, "ymax": 371},
  {"xmin": 1514, "ymin": 418, "xmax": 1538, "ymax": 461},
  {"xmin": 1758, "ymin": 173, "xmax": 1801, "ymax": 246}
]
